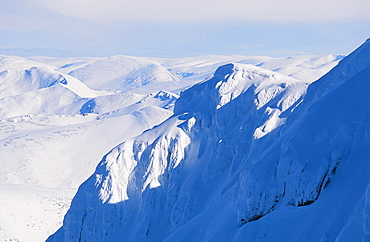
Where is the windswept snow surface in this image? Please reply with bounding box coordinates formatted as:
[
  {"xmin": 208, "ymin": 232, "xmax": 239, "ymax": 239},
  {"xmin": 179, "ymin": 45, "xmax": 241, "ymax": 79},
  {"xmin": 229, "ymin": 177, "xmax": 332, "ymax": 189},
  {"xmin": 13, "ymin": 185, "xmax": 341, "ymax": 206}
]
[
  {"xmin": 48, "ymin": 40, "xmax": 370, "ymax": 241},
  {"xmin": 0, "ymin": 52, "xmax": 343, "ymax": 241}
]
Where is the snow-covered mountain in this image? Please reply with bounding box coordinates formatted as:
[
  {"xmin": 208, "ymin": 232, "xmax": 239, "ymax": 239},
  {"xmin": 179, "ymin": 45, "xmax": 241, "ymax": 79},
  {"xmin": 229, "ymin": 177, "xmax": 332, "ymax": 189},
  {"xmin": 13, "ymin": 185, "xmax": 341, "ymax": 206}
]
[
  {"xmin": 0, "ymin": 50, "xmax": 346, "ymax": 241},
  {"xmin": 48, "ymin": 39, "xmax": 370, "ymax": 241},
  {"xmin": 68, "ymin": 55, "xmax": 180, "ymax": 92}
]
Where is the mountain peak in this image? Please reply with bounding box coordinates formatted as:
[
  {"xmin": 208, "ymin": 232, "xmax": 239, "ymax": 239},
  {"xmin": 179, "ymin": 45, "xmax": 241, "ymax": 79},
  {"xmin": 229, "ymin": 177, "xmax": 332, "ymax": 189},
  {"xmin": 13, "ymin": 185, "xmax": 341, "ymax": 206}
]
[
  {"xmin": 48, "ymin": 60, "xmax": 315, "ymax": 241},
  {"xmin": 175, "ymin": 62, "xmax": 303, "ymax": 119}
]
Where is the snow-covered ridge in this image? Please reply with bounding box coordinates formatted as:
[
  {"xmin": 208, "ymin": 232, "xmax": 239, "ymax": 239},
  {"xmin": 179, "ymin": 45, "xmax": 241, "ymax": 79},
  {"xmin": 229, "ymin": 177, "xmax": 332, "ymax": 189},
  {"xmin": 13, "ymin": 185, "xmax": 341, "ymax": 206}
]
[
  {"xmin": 96, "ymin": 61, "xmax": 307, "ymax": 202},
  {"xmin": 301, "ymin": 38, "xmax": 370, "ymax": 106},
  {"xmin": 0, "ymin": 65, "xmax": 105, "ymax": 99},
  {"xmin": 48, "ymin": 61, "xmax": 313, "ymax": 241},
  {"xmin": 49, "ymin": 39, "xmax": 370, "ymax": 241},
  {"xmin": 175, "ymin": 63, "xmax": 308, "ymax": 138}
]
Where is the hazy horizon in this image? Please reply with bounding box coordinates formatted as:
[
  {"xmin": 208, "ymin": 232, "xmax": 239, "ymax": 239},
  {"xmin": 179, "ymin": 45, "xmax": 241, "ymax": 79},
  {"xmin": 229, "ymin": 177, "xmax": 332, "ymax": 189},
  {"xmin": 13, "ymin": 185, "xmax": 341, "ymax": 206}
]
[{"xmin": 1, "ymin": 0, "xmax": 369, "ymax": 58}]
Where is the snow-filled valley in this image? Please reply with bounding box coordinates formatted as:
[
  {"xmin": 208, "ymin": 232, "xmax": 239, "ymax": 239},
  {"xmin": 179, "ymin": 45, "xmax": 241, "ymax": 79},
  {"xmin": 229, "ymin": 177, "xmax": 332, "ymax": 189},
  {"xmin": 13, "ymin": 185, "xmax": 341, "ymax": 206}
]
[{"xmin": 1, "ymin": 40, "xmax": 369, "ymax": 241}]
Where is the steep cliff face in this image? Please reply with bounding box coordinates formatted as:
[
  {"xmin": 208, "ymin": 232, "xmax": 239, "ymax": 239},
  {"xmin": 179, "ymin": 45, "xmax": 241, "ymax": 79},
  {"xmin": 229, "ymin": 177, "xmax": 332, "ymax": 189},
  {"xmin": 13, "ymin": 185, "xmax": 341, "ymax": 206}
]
[{"xmin": 49, "ymin": 39, "xmax": 370, "ymax": 241}]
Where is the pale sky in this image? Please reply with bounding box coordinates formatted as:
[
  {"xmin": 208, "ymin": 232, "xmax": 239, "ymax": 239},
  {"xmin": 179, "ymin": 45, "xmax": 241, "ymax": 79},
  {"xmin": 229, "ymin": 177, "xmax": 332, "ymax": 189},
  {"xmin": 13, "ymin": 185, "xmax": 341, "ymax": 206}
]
[{"xmin": 1, "ymin": 0, "xmax": 369, "ymax": 57}]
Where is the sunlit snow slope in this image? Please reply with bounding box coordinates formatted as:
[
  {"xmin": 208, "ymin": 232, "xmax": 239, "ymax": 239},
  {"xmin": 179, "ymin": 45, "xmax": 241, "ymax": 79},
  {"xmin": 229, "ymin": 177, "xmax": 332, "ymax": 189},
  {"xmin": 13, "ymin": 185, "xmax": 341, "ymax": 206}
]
[{"xmin": 49, "ymin": 39, "xmax": 370, "ymax": 241}]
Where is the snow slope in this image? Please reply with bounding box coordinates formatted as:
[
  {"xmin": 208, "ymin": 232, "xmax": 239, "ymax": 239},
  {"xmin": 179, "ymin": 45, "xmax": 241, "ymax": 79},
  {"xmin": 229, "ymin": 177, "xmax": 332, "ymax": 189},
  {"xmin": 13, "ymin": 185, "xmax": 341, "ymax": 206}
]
[
  {"xmin": 48, "ymin": 39, "xmax": 370, "ymax": 241},
  {"xmin": 0, "ymin": 185, "xmax": 75, "ymax": 242},
  {"xmin": 0, "ymin": 58, "xmax": 105, "ymax": 99},
  {"xmin": 0, "ymin": 101, "xmax": 174, "ymax": 241}
]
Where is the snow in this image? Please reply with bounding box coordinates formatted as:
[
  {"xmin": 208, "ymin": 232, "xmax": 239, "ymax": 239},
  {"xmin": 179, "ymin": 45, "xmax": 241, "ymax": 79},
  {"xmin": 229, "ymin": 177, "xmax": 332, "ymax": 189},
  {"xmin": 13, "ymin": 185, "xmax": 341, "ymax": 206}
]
[
  {"xmin": 0, "ymin": 185, "xmax": 75, "ymax": 242},
  {"xmin": 0, "ymin": 46, "xmax": 351, "ymax": 241}
]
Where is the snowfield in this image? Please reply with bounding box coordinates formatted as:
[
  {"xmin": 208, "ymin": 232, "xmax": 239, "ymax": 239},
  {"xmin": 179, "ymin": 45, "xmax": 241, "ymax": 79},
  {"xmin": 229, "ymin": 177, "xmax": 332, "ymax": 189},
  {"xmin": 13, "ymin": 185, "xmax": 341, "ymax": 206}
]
[{"xmin": 2, "ymin": 40, "xmax": 368, "ymax": 241}]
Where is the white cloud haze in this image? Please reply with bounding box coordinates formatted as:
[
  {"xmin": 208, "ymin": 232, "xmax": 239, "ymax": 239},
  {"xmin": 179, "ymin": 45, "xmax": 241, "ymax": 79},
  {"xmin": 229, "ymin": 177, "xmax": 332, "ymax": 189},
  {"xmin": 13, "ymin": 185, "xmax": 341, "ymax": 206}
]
[{"xmin": 33, "ymin": 0, "xmax": 370, "ymax": 23}]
